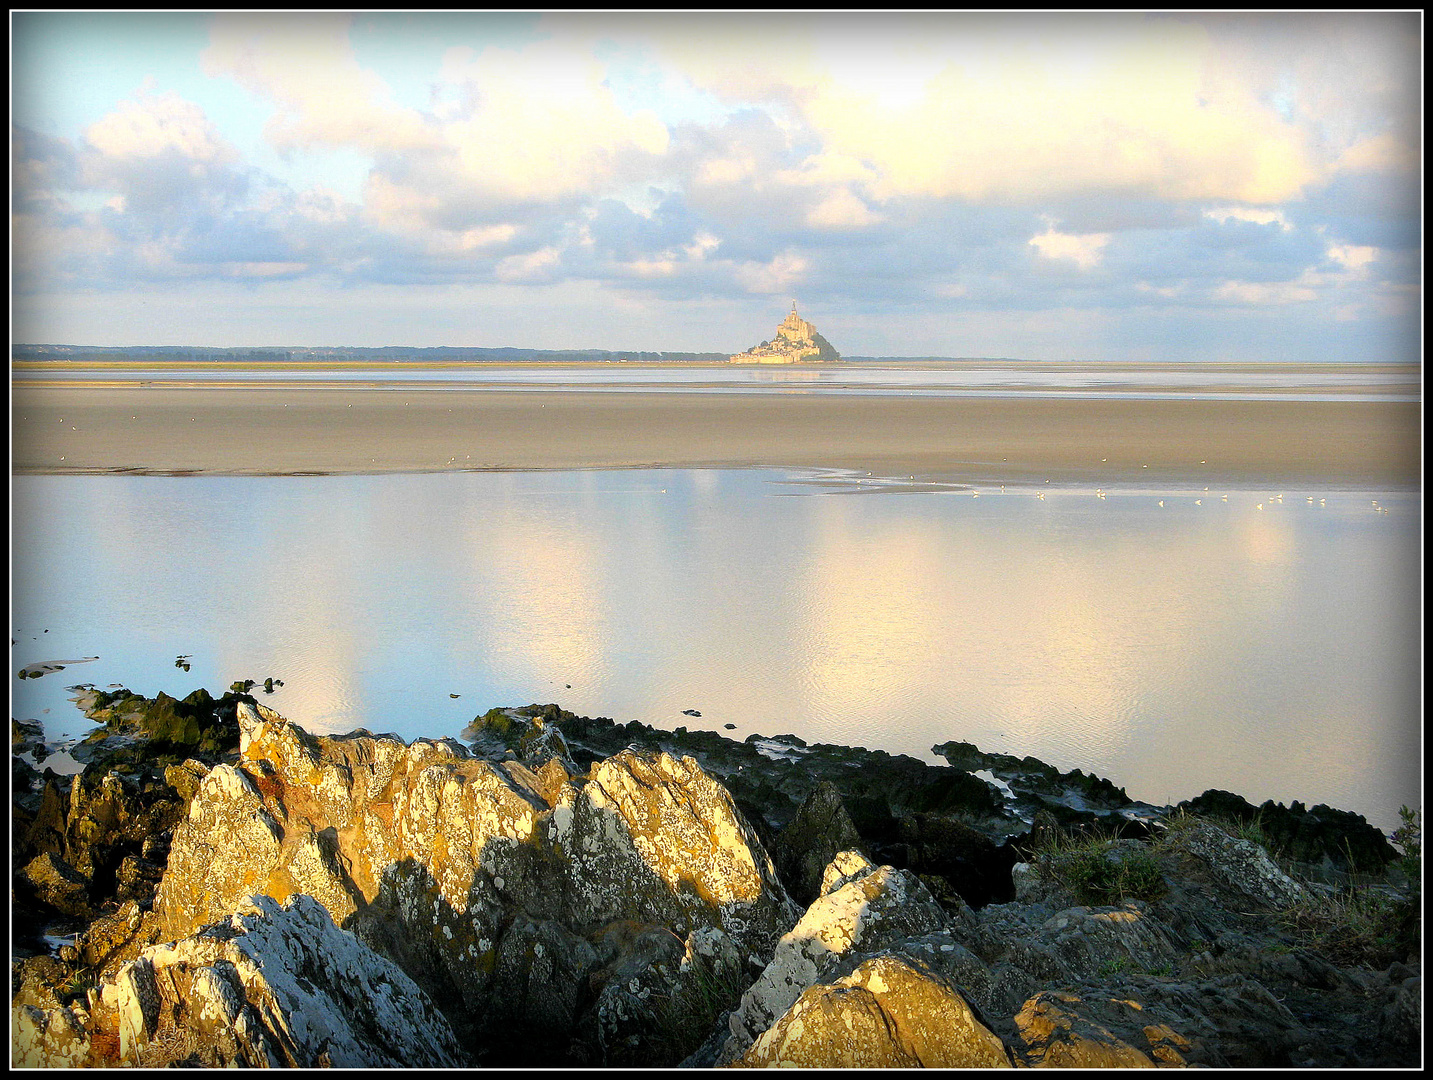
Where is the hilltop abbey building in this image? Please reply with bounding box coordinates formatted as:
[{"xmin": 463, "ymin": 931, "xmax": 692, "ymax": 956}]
[{"xmin": 730, "ymin": 303, "xmax": 841, "ymax": 364}]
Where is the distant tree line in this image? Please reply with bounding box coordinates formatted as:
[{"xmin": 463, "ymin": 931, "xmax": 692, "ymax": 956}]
[{"xmin": 13, "ymin": 344, "xmax": 734, "ymax": 364}]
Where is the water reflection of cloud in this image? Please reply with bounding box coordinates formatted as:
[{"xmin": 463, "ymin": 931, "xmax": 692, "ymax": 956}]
[
  {"xmin": 465, "ymin": 511, "xmax": 610, "ymax": 691},
  {"xmin": 15, "ymin": 473, "xmax": 1418, "ymax": 832},
  {"xmin": 788, "ymin": 496, "xmax": 1314, "ymax": 776},
  {"xmin": 796, "ymin": 504, "xmax": 945, "ymax": 724}
]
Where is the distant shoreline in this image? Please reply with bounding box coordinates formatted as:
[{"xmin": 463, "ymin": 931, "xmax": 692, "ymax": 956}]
[
  {"xmin": 12, "ymin": 355, "xmax": 1424, "ymax": 375},
  {"xmin": 13, "ymin": 384, "xmax": 1420, "ymax": 486}
]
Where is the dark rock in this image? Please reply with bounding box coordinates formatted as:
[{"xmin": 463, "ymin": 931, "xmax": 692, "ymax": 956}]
[
  {"xmin": 896, "ymin": 812, "xmax": 1018, "ymax": 908},
  {"xmin": 13, "ymin": 718, "xmax": 48, "ymax": 762},
  {"xmin": 1015, "ymin": 989, "xmax": 1159, "ymax": 1066},
  {"xmin": 1379, "ymin": 975, "xmax": 1421, "ymax": 1054},
  {"xmin": 70, "ymin": 684, "xmax": 246, "ymax": 768},
  {"xmin": 62, "ymin": 769, "xmax": 187, "ymax": 891},
  {"xmin": 18, "ymin": 776, "xmax": 71, "ymax": 866},
  {"xmin": 769, "ymin": 781, "xmax": 866, "ymax": 907},
  {"xmin": 1179, "ymin": 789, "xmax": 1398, "ymax": 877},
  {"xmin": 161, "ymin": 759, "xmax": 208, "ymax": 806},
  {"xmin": 114, "ymin": 854, "xmax": 164, "ymax": 908},
  {"xmin": 485, "ymin": 913, "xmax": 599, "ymax": 1061}
]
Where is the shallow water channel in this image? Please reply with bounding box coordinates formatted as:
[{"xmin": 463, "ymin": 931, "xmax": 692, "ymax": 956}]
[{"xmin": 10, "ymin": 468, "xmax": 1421, "ymax": 834}]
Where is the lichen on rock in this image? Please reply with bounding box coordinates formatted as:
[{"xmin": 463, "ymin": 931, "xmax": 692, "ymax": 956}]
[
  {"xmin": 739, "ymin": 952, "xmax": 1014, "ymax": 1068},
  {"xmin": 718, "ymin": 850, "xmax": 949, "ymax": 1063},
  {"xmin": 105, "ymin": 893, "xmax": 465, "ymax": 1067}
]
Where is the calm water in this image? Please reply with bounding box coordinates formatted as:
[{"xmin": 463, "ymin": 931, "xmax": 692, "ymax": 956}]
[{"xmin": 10, "ymin": 469, "xmax": 1421, "ymax": 833}]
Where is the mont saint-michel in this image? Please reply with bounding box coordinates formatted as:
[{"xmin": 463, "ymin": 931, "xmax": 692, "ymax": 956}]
[{"xmin": 730, "ymin": 304, "xmax": 841, "ymax": 364}]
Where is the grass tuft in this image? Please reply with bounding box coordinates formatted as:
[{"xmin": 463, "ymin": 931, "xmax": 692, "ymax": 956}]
[
  {"xmin": 648, "ymin": 954, "xmax": 751, "ymax": 1063},
  {"xmin": 1278, "ymin": 884, "xmax": 1417, "ymax": 970},
  {"xmin": 1026, "ymin": 827, "xmax": 1167, "ymax": 905}
]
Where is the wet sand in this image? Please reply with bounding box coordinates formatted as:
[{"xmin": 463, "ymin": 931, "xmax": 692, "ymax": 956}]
[{"xmin": 11, "ymin": 384, "xmax": 1421, "ymax": 486}]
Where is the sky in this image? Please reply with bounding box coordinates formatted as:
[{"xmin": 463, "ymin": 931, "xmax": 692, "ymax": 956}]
[{"xmin": 10, "ymin": 11, "xmax": 1423, "ymax": 360}]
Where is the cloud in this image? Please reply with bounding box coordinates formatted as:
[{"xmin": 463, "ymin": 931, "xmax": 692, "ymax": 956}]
[
  {"xmin": 495, "ymin": 245, "xmax": 562, "ymax": 282},
  {"xmin": 1029, "ymin": 226, "xmax": 1111, "ymax": 270},
  {"xmin": 1203, "ymin": 207, "xmax": 1293, "ymax": 230},
  {"xmin": 436, "ymin": 39, "xmax": 670, "ymax": 204},
  {"xmin": 647, "ymin": 15, "xmax": 1331, "ymax": 206},
  {"xmin": 11, "ymin": 12, "xmax": 1420, "ymax": 360},
  {"xmin": 1214, "ymin": 279, "xmax": 1317, "ymax": 305},
  {"xmin": 1212, "ymin": 238, "xmax": 1383, "ymax": 306},
  {"xmin": 735, "ymin": 250, "xmax": 810, "ymax": 294},
  {"xmin": 805, "ymin": 189, "xmax": 882, "ymax": 230},
  {"xmin": 1325, "ymin": 243, "xmax": 1377, "ymax": 272},
  {"xmin": 84, "ymin": 85, "xmax": 235, "ymax": 163},
  {"xmin": 202, "ymin": 13, "xmax": 435, "ymax": 154}
]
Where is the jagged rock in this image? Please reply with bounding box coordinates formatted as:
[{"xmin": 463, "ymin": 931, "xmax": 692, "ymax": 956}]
[
  {"xmin": 154, "ymin": 706, "xmax": 797, "ymax": 1062},
  {"xmin": 577, "ymin": 921, "xmax": 749, "ymax": 1066},
  {"xmin": 730, "ymin": 304, "xmax": 840, "ymax": 364},
  {"xmin": 1379, "ymin": 974, "xmax": 1420, "ymax": 1053},
  {"xmin": 579, "ymin": 922, "xmax": 684, "ymax": 1065},
  {"xmin": 558, "ymin": 748, "xmax": 799, "ymax": 947},
  {"xmin": 11, "ymin": 954, "xmax": 70, "ymax": 1012},
  {"xmin": 1118, "ymin": 974, "xmax": 1308, "ymax": 1067},
  {"xmin": 546, "ymin": 707, "xmax": 1016, "ymax": 843},
  {"xmin": 821, "ymin": 848, "xmax": 882, "ymax": 894},
  {"xmin": 486, "ymin": 913, "xmax": 599, "ymax": 1057},
  {"xmin": 932, "ymin": 739, "xmax": 1140, "ymax": 829},
  {"xmin": 1178, "ymin": 789, "xmax": 1398, "ymax": 877},
  {"xmin": 515, "ymin": 714, "xmax": 579, "ymax": 772},
  {"xmin": 11, "ymin": 1002, "xmax": 91, "ymax": 1068},
  {"xmin": 17, "ymin": 776, "xmax": 71, "ymax": 865},
  {"xmin": 968, "ymin": 898, "xmax": 1182, "ymax": 997},
  {"xmin": 769, "ymin": 780, "xmax": 866, "ymax": 907},
  {"xmin": 1011, "ymin": 861, "xmax": 1044, "ymax": 903},
  {"xmin": 70, "ymin": 684, "xmax": 242, "ymax": 766},
  {"xmin": 162, "ymin": 758, "xmax": 209, "ymax": 805},
  {"xmin": 62, "ymin": 768, "xmax": 188, "ymax": 886},
  {"xmin": 156, "ymin": 762, "xmax": 291, "ymax": 934},
  {"xmin": 739, "ymin": 952, "xmax": 1014, "ymax": 1067},
  {"xmin": 114, "ymin": 854, "xmax": 164, "ymax": 907},
  {"xmin": 13, "ymin": 717, "xmax": 46, "ymax": 754},
  {"xmin": 1015, "ymin": 990, "xmax": 1158, "ymax": 1067},
  {"xmin": 21, "ymin": 851, "xmax": 93, "ymax": 918},
  {"xmin": 1035, "ymin": 901, "xmax": 1183, "ymax": 981},
  {"xmin": 15, "ymin": 691, "xmax": 1417, "ymax": 1069},
  {"xmin": 1196, "ymin": 937, "xmax": 1359, "ymax": 992},
  {"xmin": 1167, "ymin": 820, "xmax": 1309, "ymax": 909},
  {"xmin": 106, "ymin": 894, "xmax": 465, "ymax": 1067},
  {"xmin": 897, "ymin": 811, "xmax": 1017, "ymax": 907},
  {"xmin": 718, "ymin": 851, "xmax": 949, "ymax": 1063},
  {"xmin": 76, "ymin": 899, "xmax": 165, "ymax": 980}
]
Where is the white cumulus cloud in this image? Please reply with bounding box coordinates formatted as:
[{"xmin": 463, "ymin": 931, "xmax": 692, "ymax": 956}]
[{"xmin": 1030, "ymin": 227, "xmax": 1111, "ymax": 270}]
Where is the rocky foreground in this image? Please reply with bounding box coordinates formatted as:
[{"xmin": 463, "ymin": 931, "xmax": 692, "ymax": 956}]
[{"xmin": 11, "ymin": 692, "xmax": 1422, "ymax": 1068}]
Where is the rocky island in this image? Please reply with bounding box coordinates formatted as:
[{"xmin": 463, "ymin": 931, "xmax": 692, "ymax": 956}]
[
  {"xmin": 11, "ymin": 688, "xmax": 1421, "ymax": 1068},
  {"xmin": 730, "ymin": 303, "xmax": 841, "ymax": 364}
]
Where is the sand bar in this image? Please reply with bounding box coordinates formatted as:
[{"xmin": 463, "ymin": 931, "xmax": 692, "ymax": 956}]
[{"xmin": 11, "ymin": 384, "xmax": 1422, "ymax": 486}]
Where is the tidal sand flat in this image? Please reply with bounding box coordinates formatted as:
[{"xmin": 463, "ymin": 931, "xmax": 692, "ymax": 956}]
[{"xmin": 12, "ymin": 383, "xmax": 1421, "ymax": 485}]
